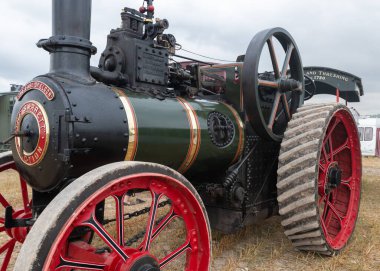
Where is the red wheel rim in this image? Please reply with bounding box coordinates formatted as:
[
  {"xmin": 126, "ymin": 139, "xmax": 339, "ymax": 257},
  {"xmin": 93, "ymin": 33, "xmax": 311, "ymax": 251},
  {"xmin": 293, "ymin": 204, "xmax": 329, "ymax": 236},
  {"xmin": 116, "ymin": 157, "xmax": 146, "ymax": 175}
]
[
  {"xmin": 44, "ymin": 173, "xmax": 210, "ymax": 270},
  {"xmin": 0, "ymin": 160, "xmax": 32, "ymax": 270},
  {"xmin": 318, "ymin": 109, "xmax": 361, "ymax": 250}
]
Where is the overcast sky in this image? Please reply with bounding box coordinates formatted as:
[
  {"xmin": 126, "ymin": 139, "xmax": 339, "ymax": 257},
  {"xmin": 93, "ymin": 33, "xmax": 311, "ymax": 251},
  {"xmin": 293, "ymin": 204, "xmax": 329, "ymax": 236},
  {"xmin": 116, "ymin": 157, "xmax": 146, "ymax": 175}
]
[{"xmin": 0, "ymin": 0, "xmax": 379, "ymax": 115}]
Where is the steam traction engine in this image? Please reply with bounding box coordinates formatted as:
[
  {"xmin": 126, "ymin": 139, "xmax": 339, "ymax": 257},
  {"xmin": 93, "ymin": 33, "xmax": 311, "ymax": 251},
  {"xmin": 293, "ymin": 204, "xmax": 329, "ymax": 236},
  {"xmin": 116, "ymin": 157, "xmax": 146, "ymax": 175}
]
[{"xmin": 0, "ymin": 0, "xmax": 361, "ymax": 270}]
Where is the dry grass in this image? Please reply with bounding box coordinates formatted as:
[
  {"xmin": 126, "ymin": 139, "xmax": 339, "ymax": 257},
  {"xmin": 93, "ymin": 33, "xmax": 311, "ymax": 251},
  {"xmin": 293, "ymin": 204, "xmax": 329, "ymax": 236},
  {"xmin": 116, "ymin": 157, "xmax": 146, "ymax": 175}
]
[
  {"xmin": 1, "ymin": 157, "xmax": 379, "ymax": 270},
  {"xmin": 212, "ymin": 157, "xmax": 380, "ymax": 271}
]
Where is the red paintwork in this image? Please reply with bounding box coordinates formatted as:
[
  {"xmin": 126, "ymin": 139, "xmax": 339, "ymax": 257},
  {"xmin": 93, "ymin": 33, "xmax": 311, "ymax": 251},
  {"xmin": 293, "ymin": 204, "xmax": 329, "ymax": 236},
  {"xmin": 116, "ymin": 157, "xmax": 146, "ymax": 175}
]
[
  {"xmin": 43, "ymin": 173, "xmax": 210, "ymax": 270},
  {"xmin": 0, "ymin": 161, "xmax": 32, "ymax": 270},
  {"xmin": 318, "ymin": 109, "xmax": 361, "ymax": 250}
]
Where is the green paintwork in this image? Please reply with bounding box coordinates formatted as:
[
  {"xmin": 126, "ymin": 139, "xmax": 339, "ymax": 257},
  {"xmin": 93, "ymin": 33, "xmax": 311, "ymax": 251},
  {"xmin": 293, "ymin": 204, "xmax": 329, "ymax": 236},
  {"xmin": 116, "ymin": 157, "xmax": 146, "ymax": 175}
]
[
  {"xmin": 125, "ymin": 89, "xmax": 244, "ymax": 178},
  {"xmin": 200, "ymin": 64, "xmax": 243, "ymax": 111}
]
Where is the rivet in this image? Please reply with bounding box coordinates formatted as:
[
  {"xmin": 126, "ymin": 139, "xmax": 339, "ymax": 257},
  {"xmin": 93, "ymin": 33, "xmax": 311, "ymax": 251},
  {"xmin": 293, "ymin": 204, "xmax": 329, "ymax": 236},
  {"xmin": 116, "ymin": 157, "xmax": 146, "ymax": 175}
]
[
  {"xmin": 124, "ymin": 133, "xmax": 128, "ymax": 137},
  {"xmin": 123, "ymin": 119, "xmax": 127, "ymax": 123},
  {"xmin": 82, "ymin": 138, "xmax": 87, "ymax": 142},
  {"xmin": 120, "ymin": 106, "xmax": 124, "ymax": 110},
  {"xmin": 94, "ymin": 137, "xmax": 98, "ymax": 142},
  {"xmin": 72, "ymin": 103, "xmax": 77, "ymax": 107},
  {"xmin": 76, "ymin": 134, "xmax": 80, "ymax": 138}
]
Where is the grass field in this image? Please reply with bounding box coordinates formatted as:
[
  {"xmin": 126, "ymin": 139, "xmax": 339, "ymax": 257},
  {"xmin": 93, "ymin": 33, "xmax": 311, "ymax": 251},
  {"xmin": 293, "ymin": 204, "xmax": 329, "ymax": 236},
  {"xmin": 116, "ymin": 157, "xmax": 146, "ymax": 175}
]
[{"xmin": 1, "ymin": 157, "xmax": 379, "ymax": 270}]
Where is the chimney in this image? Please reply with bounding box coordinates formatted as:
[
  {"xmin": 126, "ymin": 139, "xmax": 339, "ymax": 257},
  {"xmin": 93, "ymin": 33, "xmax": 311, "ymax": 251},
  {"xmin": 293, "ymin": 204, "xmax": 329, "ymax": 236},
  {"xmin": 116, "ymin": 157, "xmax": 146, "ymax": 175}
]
[{"xmin": 37, "ymin": 0, "xmax": 96, "ymax": 81}]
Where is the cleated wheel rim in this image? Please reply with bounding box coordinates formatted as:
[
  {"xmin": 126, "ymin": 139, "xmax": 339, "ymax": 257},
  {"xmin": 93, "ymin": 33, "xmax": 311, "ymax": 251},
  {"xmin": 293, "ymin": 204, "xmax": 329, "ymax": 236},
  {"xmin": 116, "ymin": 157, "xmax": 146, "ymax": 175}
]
[
  {"xmin": 277, "ymin": 103, "xmax": 362, "ymax": 255},
  {"xmin": 14, "ymin": 162, "xmax": 211, "ymax": 271},
  {"xmin": 317, "ymin": 109, "xmax": 361, "ymax": 250},
  {"xmin": 0, "ymin": 151, "xmax": 32, "ymax": 270}
]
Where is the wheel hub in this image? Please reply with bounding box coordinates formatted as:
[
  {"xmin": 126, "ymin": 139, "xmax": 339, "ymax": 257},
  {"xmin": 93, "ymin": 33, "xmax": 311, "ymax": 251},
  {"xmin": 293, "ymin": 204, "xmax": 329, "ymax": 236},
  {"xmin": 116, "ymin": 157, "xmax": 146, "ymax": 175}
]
[
  {"xmin": 327, "ymin": 164, "xmax": 342, "ymax": 189},
  {"xmin": 129, "ymin": 255, "xmax": 160, "ymax": 271}
]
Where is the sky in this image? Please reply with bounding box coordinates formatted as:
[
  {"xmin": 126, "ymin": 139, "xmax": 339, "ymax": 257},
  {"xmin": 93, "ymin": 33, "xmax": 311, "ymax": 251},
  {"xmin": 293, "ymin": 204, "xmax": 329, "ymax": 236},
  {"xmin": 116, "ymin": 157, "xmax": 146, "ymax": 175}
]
[{"xmin": 0, "ymin": 0, "xmax": 379, "ymax": 115}]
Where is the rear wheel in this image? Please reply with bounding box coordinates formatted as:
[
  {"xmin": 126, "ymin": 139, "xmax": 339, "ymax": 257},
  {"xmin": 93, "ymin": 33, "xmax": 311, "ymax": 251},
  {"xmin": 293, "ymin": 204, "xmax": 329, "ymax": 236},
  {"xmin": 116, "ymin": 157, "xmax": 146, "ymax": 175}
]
[
  {"xmin": 14, "ymin": 162, "xmax": 211, "ymax": 270},
  {"xmin": 277, "ymin": 103, "xmax": 361, "ymax": 255}
]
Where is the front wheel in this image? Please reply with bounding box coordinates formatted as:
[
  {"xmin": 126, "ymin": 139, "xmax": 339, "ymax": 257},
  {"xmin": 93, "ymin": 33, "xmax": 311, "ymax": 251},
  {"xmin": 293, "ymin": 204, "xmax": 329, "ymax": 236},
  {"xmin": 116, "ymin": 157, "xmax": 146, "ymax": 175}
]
[{"xmin": 14, "ymin": 162, "xmax": 211, "ymax": 271}]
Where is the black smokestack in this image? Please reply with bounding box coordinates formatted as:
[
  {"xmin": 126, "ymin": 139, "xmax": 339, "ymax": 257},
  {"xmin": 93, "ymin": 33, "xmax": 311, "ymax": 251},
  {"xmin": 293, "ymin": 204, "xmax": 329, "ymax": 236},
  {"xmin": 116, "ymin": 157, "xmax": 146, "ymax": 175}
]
[{"xmin": 38, "ymin": 0, "xmax": 96, "ymax": 81}]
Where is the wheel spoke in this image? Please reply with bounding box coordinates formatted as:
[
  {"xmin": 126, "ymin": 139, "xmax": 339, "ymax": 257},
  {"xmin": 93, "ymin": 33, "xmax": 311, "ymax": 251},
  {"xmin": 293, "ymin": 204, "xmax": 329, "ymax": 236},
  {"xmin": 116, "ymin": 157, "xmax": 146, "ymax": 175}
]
[
  {"xmin": 152, "ymin": 208, "xmax": 178, "ymax": 240},
  {"xmin": 113, "ymin": 194, "xmax": 125, "ymax": 247},
  {"xmin": 329, "ymin": 137, "xmax": 334, "ymax": 161},
  {"xmin": 322, "ymin": 144, "xmax": 329, "ymax": 163},
  {"xmin": 322, "ymin": 193, "xmax": 330, "ymax": 220},
  {"xmin": 142, "ymin": 191, "xmax": 162, "ymax": 251},
  {"xmin": 0, "ymin": 239, "xmax": 16, "ymax": 271},
  {"xmin": 281, "ymin": 43, "xmax": 294, "ymax": 77},
  {"xmin": 332, "ymin": 138, "xmax": 350, "ymax": 157},
  {"xmin": 56, "ymin": 256, "xmax": 106, "ymax": 271},
  {"xmin": 81, "ymin": 214, "xmax": 129, "ymax": 261},
  {"xmin": 323, "ymin": 117, "xmax": 340, "ymax": 146},
  {"xmin": 281, "ymin": 94, "xmax": 291, "ymax": 121},
  {"xmin": 319, "ymin": 162, "xmax": 325, "ymax": 173},
  {"xmin": 268, "ymin": 92, "xmax": 281, "ymax": 129},
  {"xmin": 0, "ymin": 194, "xmax": 10, "ymax": 209},
  {"xmin": 159, "ymin": 240, "xmax": 192, "ymax": 269},
  {"xmin": 341, "ymin": 178, "xmax": 353, "ymax": 190},
  {"xmin": 258, "ymin": 79, "xmax": 279, "ymax": 89},
  {"xmin": 318, "ymin": 194, "xmax": 327, "ymax": 205},
  {"xmin": 137, "ymin": 207, "xmax": 178, "ymax": 251},
  {"xmin": 267, "ymin": 37, "xmax": 281, "ymax": 79},
  {"xmin": 326, "ymin": 200, "xmax": 345, "ymax": 227}
]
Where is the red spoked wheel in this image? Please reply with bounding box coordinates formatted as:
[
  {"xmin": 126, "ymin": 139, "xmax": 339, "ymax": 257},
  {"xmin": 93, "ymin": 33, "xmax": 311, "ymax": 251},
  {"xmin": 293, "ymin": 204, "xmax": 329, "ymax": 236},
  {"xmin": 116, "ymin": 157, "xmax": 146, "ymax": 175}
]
[
  {"xmin": 14, "ymin": 162, "xmax": 211, "ymax": 271},
  {"xmin": 317, "ymin": 109, "xmax": 361, "ymax": 250},
  {"xmin": 0, "ymin": 151, "xmax": 32, "ymax": 270},
  {"xmin": 277, "ymin": 103, "xmax": 361, "ymax": 255}
]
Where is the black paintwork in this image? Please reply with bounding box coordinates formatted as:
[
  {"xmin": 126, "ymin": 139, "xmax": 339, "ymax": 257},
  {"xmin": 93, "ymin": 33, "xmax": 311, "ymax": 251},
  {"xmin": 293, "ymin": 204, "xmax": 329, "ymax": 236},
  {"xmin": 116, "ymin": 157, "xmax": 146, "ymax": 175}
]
[{"xmin": 304, "ymin": 66, "xmax": 364, "ymax": 102}]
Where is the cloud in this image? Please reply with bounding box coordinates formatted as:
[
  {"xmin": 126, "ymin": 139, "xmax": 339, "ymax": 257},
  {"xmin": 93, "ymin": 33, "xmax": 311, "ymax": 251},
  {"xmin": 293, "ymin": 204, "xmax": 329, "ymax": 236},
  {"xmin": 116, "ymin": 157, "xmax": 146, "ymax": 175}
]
[{"xmin": 0, "ymin": 0, "xmax": 379, "ymax": 114}]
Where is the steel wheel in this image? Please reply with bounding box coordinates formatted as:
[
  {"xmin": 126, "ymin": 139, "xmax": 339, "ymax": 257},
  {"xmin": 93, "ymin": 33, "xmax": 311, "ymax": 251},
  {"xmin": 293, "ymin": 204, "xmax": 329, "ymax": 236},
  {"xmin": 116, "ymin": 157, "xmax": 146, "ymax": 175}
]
[
  {"xmin": 14, "ymin": 162, "xmax": 211, "ymax": 271},
  {"xmin": 277, "ymin": 103, "xmax": 361, "ymax": 255},
  {"xmin": 0, "ymin": 151, "xmax": 32, "ymax": 270},
  {"xmin": 242, "ymin": 27, "xmax": 304, "ymax": 141}
]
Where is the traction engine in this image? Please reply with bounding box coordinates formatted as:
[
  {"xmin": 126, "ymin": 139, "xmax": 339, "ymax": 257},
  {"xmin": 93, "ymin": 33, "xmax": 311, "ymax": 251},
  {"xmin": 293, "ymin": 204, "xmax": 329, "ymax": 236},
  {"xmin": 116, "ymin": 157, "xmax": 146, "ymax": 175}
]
[{"xmin": 0, "ymin": 0, "xmax": 361, "ymax": 270}]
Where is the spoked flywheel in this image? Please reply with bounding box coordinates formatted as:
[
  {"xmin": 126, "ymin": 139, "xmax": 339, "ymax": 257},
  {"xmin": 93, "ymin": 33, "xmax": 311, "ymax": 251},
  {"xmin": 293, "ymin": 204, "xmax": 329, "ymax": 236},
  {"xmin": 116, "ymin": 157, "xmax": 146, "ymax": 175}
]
[
  {"xmin": 0, "ymin": 151, "xmax": 32, "ymax": 270},
  {"xmin": 14, "ymin": 162, "xmax": 211, "ymax": 270},
  {"xmin": 242, "ymin": 27, "xmax": 304, "ymax": 141},
  {"xmin": 277, "ymin": 103, "xmax": 361, "ymax": 255}
]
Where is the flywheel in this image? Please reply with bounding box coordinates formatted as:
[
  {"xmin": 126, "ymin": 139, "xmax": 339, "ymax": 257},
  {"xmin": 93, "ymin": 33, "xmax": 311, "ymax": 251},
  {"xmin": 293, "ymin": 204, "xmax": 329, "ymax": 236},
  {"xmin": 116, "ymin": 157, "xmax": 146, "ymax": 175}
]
[{"xmin": 242, "ymin": 27, "xmax": 304, "ymax": 141}]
